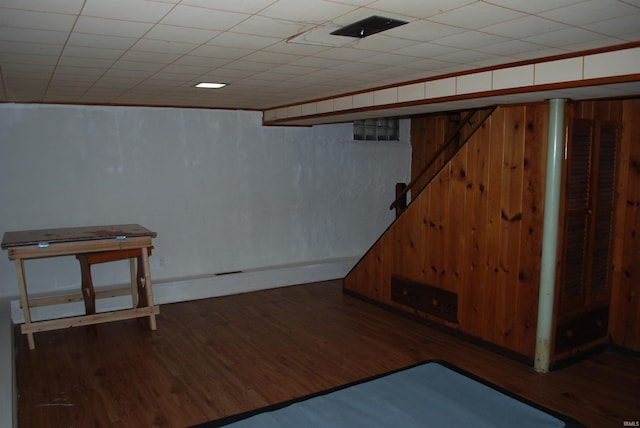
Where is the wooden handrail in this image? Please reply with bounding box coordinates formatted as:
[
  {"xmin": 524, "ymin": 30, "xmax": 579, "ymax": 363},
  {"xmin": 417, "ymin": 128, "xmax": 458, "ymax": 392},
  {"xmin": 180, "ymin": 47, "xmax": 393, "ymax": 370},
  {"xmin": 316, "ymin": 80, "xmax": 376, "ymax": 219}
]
[{"xmin": 390, "ymin": 105, "xmax": 497, "ymax": 210}]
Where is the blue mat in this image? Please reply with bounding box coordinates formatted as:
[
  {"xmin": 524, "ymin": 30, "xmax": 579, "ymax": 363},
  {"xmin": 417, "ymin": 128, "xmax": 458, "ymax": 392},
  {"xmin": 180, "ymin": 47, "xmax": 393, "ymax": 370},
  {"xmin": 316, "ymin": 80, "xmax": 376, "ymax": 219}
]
[{"xmin": 193, "ymin": 361, "xmax": 583, "ymax": 428}]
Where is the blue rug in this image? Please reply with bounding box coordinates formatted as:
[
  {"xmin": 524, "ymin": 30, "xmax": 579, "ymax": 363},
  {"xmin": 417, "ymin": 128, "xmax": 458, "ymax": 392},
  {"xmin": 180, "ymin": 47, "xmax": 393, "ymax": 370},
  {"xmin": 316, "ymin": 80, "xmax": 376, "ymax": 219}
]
[{"xmin": 192, "ymin": 360, "xmax": 583, "ymax": 427}]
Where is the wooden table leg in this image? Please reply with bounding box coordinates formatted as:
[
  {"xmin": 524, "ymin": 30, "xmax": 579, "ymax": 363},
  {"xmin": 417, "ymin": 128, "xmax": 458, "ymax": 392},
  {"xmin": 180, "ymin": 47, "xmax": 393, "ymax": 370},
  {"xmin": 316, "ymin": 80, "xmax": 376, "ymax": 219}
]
[
  {"xmin": 14, "ymin": 259, "xmax": 35, "ymax": 349},
  {"xmin": 129, "ymin": 258, "xmax": 138, "ymax": 307},
  {"xmin": 140, "ymin": 247, "xmax": 156, "ymax": 330},
  {"xmin": 77, "ymin": 255, "xmax": 96, "ymax": 315},
  {"xmin": 135, "ymin": 255, "xmax": 148, "ymax": 308}
]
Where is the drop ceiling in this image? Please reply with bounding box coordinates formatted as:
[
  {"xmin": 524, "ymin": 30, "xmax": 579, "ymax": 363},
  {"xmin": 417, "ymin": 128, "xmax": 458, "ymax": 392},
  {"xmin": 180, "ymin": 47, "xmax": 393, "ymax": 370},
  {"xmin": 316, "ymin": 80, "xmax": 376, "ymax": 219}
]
[{"xmin": 0, "ymin": 0, "xmax": 639, "ymax": 124}]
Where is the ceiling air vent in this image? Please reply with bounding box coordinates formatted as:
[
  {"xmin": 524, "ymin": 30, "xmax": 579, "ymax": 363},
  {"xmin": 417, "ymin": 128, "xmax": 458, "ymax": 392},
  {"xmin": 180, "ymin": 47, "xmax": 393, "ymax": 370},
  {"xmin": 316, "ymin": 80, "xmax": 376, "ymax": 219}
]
[{"xmin": 331, "ymin": 15, "xmax": 408, "ymax": 38}]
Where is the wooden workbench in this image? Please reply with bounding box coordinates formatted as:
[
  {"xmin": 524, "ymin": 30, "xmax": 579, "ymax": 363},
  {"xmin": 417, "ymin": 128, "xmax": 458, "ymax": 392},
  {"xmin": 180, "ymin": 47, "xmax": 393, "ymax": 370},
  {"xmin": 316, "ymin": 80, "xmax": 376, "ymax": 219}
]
[{"xmin": 1, "ymin": 224, "xmax": 159, "ymax": 349}]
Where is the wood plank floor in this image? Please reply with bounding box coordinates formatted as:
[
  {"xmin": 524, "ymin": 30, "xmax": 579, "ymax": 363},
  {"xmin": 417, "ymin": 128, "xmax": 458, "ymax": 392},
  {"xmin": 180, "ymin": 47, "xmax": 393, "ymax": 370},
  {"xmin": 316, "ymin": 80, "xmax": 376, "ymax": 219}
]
[{"xmin": 16, "ymin": 280, "xmax": 640, "ymax": 427}]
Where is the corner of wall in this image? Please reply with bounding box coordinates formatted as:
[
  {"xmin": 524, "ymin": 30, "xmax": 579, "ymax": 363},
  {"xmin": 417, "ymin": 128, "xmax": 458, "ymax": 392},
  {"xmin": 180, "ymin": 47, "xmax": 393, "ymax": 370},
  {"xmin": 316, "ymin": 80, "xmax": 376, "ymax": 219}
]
[{"xmin": 0, "ymin": 298, "xmax": 17, "ymax": 428}]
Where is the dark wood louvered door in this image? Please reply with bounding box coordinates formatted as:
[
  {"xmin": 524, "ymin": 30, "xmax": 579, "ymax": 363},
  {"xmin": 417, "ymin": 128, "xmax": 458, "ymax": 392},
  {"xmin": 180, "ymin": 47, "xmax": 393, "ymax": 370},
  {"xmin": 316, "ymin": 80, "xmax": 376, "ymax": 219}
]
[{"xmin": 555, "ymin": 118, "xmax": 619, "ymax": 355}]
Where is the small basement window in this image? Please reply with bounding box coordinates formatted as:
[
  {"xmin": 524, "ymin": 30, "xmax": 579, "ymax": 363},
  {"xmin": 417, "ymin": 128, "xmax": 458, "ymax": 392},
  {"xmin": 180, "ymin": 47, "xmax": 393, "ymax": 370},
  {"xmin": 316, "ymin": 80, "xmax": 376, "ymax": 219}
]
[{"xmin": 354, "ymin": 118, "xmax": 399, "ymax": 141}]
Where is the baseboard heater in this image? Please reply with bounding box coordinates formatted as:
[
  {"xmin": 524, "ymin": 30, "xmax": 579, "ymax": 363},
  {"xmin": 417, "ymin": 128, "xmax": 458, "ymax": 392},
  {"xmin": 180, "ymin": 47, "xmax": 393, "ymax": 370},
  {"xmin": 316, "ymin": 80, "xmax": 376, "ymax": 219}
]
[{"xmin": 390, "ymin": 275, "xmax": 459, "ymax": 323}]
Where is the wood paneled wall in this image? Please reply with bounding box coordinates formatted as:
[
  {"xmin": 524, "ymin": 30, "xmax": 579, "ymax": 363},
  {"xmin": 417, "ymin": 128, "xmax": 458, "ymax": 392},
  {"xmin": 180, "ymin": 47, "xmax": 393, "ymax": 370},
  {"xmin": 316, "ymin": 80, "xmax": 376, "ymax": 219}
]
[
  {"xmin": 564, "ymin": 98, "xmax": 640, "ymax": 353},
  {"xmin": 608, "ymin": 99, "xmax": 640, "ymax": 352},
  {"xmin": 345, "ymin": 98, "xmax": 640, "ymax": 360},
  {"xmin": 345, "ymin": 104, "xmax": 549, "ymax": 359}
]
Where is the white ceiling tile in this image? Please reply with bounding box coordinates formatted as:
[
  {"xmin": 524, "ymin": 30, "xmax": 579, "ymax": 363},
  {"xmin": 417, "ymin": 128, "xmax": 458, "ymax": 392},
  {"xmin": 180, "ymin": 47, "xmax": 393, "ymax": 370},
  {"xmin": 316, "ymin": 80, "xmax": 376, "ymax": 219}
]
[
  {"xmin": 352, "ymin": 34, "xmax": 421, "ymax": 52},
  {"xmin": 0, "ymin": 8, "xmax": 76, "ymax": 32},
  {"xmin": 241, "ymin": 50, "xmax": 303, "ymax": 64},
  {"xmin": 432, "ymin": 31, "xmax": 510, "ymax": 50},
  {"xmin": 145, "ymin": 25, "xmax": 220, "ymax": 44},
  {"xmin": 220, "ymin": 60, "xmax": 276, "ymax": 72},
  {"xmin": 0, "ymin": 41, "xmax": 63, "ymax": 56},
  {"xmin": 358, "ymin": 52, "xmax": 419, "ymax": 66},
  {"xmin": 74, "ymin": 16, "xmax": 154, "ymax": 38},
  {"xmin": 399, "ymin": 57, "xmax": 457, "ymax": 71},
  {"xmin": 67, "ymin": 33, "xmax": 138, "ymax": 50},
  {"xmin": 482, "ymin": 0, "xmax": 588, "ymax": 14},
  {"xmin": 189, "ymin": 45, "xmax": 254, "ymax": 60},
  {"xmin": 53, "ymin": 66, "xmax": 107, "ymax": 80},
  {"xmin": 0, "ymin": 0, "xmax": 84, "ymax": 14},
  {"xmin": 119, "ymin": 50, "xmax": 182, "ymax": 64},
  {"xmin": 289, "ymin": 56, "xmax": 342, "ymax": 68},
  {"xmin": 173, "ymin": 55, "xmax": 231, "ymax": 68},
  {"xmin": 433, "ymin": 49, "xmax": 498, "ymax": 65},
  {"xmin": 428, "ymin": 2, "xmax": 527, "ymax": 29},
  {"xmin": 62, "ymin": 45, "xmax": 124, "ymax": 60},
  {"xmin": 144, "ymin": 72, "xmax": 192, "ymax": 83},
  {"xmin": 199, "ymin": 68, "xmax": 255, "ymax": 80},
  {"xmin": 306, "ymin": 68, "xmax": 353, "ymax": 80},
  {"xmin": 525, "ymin": 27, "xmax": 609, "ymax": 48},
  {"xmin": 180, "ymin": 0, "xmax": 278, "ymax": 14},
  {"xmin": 0, "ymin": 27, "xmax": 68, "ymax": 45},
  {"xmin": 313, "ymin": 47, "xmax": 377, "ymax": 61},
  {"xmin": 368, "ymin": 0, "xmax": 476, "ymax": 19},
  {"xmin": 0, "ymin": 52, "xmax": 59, "ymax": 65},
  {"xmin": 231, "ymin": 15, "xmax": 309, "ymax": 38},
  {"xmin": 161, "ymin": 5, "xmax": 249, "ymax": 31},
  {"xmin": 584, "ymin": 13, "xmax": 640, "ymax": 37},
  {"xmin": 237, "ymin": 73, "xmax": 286, "ymax": 84},
  {"xmin": 392, "ymin": 42, "xmax": 458, "ymax": 58},
  {"xmin": 539, "ymin": 0, "xmax": 640, "ymax": 26},
  {"xmin": 209, "ymin": 32, "xmax": 280, "ymax": 50},
  {"xmin": 259, "ymin": 0, "xmax": 356, "ymax": 24},
  {"xmin": 264, "ymin": 41, "xmax": 329, "ymax": 56},
  {"xmin": 333, "ymin": 61, "xmax": 386, "ymax": 74},
  {"xmin": 132, "ymin": 39, "xmax": 199, "ymax": 55},
  {"xmin": 476, "ymin": 40, "xmax": 550, "ymax": 57},
  {"xmin": 110, "ymin": 60, "xmax": 168, "ymax": 72},
  {"xmin": 82, "ymin": 0, "xmax": 173, "ymax": 22},
  {"xmin": 1, "ymin": 65, "xmax": 55, "ymax": 79},
  {"xmin": 562, "ymin": 36, "xmax": 632, "ymax": 52},
  {"xmin": 56, "ymin": 55, "xmax": 114, "ymax": 68},
  {"xmin": 384, "ymin": 20, "xmax": 466, "ymax": 43},
  {"xmin": 159, "ymin": 63, "xmax": 209, "ymax": 76},
  {"xmin": 481, "ymin": 16, "xmax": 569, "ymax": 38},
  {"xmin": 267, "ymin": 63, "xmax": 318, "ymax": 76},
  {"xmin": 98, "ymin": 69, "xmax": 154, "ymax": 81}
]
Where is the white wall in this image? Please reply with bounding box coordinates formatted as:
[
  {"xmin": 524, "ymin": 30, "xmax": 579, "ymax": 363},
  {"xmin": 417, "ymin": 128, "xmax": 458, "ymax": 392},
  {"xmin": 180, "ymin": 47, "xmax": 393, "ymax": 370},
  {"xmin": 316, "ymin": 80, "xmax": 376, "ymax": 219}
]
[{"xmin": 0, "ymin": 104, "xmax": 410, "ymax": 309}]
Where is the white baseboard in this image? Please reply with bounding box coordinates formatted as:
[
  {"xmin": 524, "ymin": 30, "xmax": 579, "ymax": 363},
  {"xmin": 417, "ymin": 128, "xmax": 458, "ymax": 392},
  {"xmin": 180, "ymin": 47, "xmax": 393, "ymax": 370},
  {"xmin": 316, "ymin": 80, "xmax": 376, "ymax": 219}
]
[{"xmin": 10, "ymin": 256, "xmax": 357, "ymax": 324}]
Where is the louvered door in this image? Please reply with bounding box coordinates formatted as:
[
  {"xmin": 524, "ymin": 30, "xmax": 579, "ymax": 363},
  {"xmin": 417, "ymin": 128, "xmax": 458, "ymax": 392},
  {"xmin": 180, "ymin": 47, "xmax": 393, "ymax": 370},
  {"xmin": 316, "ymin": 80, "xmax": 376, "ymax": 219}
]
[{"xmin": 555, "ymin": 118, "xmax": 618, "ymax": 354}]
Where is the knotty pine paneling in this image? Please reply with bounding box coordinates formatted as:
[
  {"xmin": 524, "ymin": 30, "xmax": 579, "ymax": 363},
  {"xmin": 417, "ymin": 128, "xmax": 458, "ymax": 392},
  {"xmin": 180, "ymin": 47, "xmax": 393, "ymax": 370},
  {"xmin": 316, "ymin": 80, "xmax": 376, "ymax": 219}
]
[
  {"xmin": 345, "ymin": 104, "xmax": 548, "ymax": 359},
  {"xmin": 609, "ymin": 98, "xmax": 640, "ymax": 352},
  {"xmin": 346, "ymin": 98, "xmax": 640, "ymax": 359},
  {"xmin": 409, "ymin": 114, "xmax": 458, "ymax": 195}
]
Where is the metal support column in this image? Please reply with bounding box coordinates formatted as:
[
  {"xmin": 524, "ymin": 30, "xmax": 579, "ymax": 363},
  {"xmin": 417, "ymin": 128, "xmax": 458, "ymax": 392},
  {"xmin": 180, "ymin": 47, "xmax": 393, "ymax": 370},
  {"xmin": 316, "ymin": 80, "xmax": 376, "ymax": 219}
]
[{"xmin": 535, "ymin": 98, "xmax": 566, "ymax": 373}]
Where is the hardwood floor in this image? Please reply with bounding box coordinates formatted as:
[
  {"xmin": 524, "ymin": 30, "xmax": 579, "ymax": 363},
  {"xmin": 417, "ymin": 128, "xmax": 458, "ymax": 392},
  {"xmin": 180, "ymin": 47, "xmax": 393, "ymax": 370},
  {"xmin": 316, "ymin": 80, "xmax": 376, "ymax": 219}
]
[{"xmin": 16, "ymin": 280, "xmax": 640, "ymax": 427}]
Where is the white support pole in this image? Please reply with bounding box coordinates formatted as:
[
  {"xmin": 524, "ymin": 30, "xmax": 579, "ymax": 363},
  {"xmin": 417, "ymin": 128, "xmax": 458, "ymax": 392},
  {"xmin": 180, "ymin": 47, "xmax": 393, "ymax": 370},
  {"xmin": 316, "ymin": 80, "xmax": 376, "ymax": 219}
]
[{"xmin": 534, "ymin": 98, "xmax": 566, "ymax": 373}]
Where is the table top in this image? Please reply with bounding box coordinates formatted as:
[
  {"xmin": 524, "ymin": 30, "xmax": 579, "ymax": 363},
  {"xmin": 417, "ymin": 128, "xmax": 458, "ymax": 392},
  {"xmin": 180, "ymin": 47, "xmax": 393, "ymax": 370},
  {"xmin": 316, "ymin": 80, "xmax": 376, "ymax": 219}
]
[{"xmin": 1, "ymin": 224, "xmax": 157, "ymax": 249}]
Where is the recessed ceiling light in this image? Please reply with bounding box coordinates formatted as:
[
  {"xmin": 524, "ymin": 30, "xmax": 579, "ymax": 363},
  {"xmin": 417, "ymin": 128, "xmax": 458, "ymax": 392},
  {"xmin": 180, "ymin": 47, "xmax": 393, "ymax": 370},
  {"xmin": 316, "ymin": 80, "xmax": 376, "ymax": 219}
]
[{"xmin": 194, "ymin": 82, "xmax": 227, "ymax": 89}]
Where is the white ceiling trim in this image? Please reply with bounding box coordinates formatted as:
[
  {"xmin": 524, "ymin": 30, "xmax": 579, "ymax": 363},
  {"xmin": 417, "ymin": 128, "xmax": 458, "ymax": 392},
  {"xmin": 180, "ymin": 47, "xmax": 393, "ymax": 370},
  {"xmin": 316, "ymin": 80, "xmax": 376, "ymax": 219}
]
[{"xmin": 263, "ymin": 44, "xmax": 640, "ymax": 125}]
